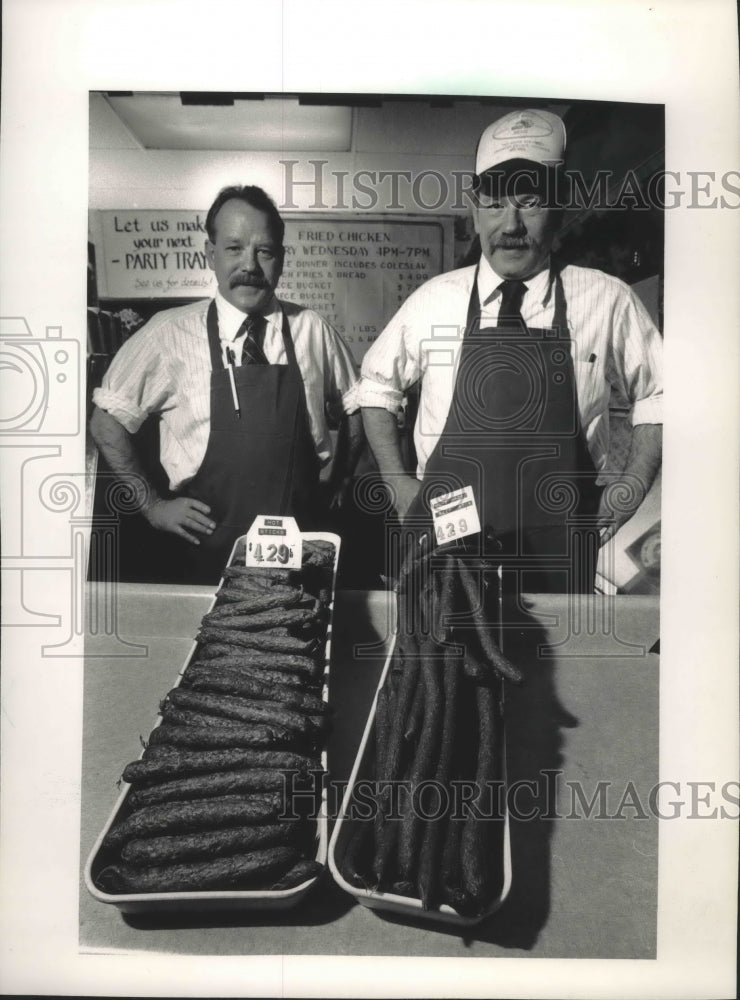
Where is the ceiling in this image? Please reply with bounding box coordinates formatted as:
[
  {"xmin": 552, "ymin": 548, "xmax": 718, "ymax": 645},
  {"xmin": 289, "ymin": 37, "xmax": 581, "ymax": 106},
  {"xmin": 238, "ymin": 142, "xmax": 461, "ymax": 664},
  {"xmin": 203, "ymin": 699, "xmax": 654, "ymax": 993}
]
[
  {"xmin": 100, "ymin": 92, "xmax": 354, "ymax": 151},
  {"xmin": 92, "ymin": 91, "xmax": 580, "ymax": 155}
]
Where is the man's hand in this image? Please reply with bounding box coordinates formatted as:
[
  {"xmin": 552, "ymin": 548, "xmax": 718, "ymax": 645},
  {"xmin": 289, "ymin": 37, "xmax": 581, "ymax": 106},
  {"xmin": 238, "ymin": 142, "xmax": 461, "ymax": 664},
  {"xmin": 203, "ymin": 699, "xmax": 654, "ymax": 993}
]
[
  {"xmin": 597, "ymin": 423, "xmax": 662, "ymax": 545},
  {"xmin": 596, "ymin": 480, "xmax": 645, "ymax": 544},
  {"xmin": 327, "ymin": 411, "xmax": 365, "ymax": 512},
  {"xmin": 143, "ymin": 497, "xmax": 216, "ymax": 545},
  {"xmin": 361, "ymin": 407, "xmax": 423, "ymax": 522},
  {"xmin": 89, "ymin": 407, "xmax": 217, "ymax": 546},
  {"xmin": 327, "ymin": 475, "xmax": 353, "ymax": 511},
  {"xmin": 391, "ymin": 474, "xmax": 422, "ymax": 522}
]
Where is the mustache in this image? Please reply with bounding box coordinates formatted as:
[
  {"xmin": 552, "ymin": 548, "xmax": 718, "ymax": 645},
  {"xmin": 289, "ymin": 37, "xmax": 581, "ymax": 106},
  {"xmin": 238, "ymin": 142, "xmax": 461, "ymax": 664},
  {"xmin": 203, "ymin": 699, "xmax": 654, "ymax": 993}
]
[
  {"xmin": 230, "ymin": 274, "xmax": 269, "ymax": 289},
  {"xmin": 494, "ymin": 237, "xmax": 534, "ymax": 250}
]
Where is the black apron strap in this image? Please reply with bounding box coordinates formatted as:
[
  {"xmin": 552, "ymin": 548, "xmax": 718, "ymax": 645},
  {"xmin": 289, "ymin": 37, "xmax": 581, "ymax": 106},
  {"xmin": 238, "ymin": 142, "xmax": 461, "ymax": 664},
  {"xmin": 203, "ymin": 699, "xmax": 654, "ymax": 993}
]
[
  {"xmin": 551, "ymin": 263, "xmax": 567, "ymax": 335},
  {"xmin": 279, "ymin": 307, "xmax": 299, "ymax": 367},
  {"xmin": 205, "ymin": 300, "xmax": 225, "ymax": 370}
]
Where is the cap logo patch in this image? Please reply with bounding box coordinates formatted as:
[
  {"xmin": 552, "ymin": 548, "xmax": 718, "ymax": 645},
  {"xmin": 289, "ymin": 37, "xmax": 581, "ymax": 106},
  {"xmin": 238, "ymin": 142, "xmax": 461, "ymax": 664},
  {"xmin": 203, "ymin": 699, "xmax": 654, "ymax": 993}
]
[{"xmin": 494, "ymin": 112, "xmax": 553, "ymax": 140}]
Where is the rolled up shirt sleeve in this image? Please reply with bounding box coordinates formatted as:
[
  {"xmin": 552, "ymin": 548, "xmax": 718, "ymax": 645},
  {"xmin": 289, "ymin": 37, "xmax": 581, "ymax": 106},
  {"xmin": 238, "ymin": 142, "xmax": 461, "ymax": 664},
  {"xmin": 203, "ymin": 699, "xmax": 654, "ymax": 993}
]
[
  {"xmin": 321, "ymin": 322, "xmax": 361, "ymax": 415},
  {"xmin": 92, "ymin": 323, "xmax": 174, "ymax": 434},
  {"xmin": 340, "ymin": 380, "xmax": 361, "ymax": 414},
  {"xmin": 358, "ymin": 294, "xmax": 424, "ymax": 413},
  {"xmin": 631, "ymin": 389, "xmax": 662, "ymax": 425},
  {"xmin": 608, "ymin": 285, "xmax": 663, "ymax": 427},
  {"xmin": 355, "ymin": 376, "xmax": 405, "ymax": 413},
  {"xmin": 92, "ymin": 385, "xmax": 149, "ymax": 434}
]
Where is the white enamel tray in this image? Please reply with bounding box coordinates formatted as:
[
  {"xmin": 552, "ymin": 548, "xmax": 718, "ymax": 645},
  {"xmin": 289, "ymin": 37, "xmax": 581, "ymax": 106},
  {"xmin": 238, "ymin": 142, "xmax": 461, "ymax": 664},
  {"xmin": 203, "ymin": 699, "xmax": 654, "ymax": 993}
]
[
  {"xmin": 85, "ymin": 532, "xmax": 340, "ymax": 914},
  {"xmin": 328, "ymin": 631, "xmax": 512, "ymax": 928}
]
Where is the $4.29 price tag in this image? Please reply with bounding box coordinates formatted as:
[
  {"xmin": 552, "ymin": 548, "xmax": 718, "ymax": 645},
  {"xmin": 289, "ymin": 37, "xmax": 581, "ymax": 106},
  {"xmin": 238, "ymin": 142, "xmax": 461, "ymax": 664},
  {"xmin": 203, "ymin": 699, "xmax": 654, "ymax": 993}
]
[
  {"xmin": 245, "ymin": 515, "xmax": 303, "ymax": 569},
  {"xmin": 430, "ymin": 486, "xmax": 481, "ymax": 546}
]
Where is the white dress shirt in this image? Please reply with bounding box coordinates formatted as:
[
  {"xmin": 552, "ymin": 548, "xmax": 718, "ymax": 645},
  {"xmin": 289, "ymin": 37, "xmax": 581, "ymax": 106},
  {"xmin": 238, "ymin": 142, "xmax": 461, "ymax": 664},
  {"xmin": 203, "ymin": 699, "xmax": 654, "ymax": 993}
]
[
  {"xmin": 94, "ymin": 293, "xmax": 359, "ymax": 491},
  {"xmin": 358, "ymin": 257, "xmax": 662, "ymax": 477}
]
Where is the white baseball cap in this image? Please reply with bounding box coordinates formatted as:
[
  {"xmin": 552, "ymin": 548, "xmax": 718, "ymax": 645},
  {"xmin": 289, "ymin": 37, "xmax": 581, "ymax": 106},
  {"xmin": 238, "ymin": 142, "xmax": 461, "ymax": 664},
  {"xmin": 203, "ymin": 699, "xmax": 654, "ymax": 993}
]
[{"xmin": 475, "ymin": 108, "xmax": 566, "ymax": 175}]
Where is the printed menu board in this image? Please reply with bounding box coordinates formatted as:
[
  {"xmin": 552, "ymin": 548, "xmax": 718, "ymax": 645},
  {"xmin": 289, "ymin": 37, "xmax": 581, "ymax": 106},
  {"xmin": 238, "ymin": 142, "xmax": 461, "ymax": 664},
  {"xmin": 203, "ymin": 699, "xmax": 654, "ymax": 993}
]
[{"xmin": 94, "ymin": 210, "xmax": 454, "ymax": 362}]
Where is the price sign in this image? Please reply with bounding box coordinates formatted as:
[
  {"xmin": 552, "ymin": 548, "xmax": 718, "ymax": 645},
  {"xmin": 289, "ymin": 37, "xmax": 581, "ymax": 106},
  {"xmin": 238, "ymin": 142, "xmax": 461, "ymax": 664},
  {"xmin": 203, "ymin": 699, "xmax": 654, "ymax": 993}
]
[
  {"xmin": 245, "ymin": 515, "xmax": 302, "ymax": 569},
  {"xmin": 429, "ymin": 486, "xmax": 481, "ymax": 546}
]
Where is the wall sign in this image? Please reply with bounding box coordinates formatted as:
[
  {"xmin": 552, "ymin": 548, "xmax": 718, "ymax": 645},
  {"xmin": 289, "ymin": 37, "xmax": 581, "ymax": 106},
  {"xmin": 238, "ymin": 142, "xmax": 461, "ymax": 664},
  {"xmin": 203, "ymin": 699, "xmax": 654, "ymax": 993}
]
[{"xmin": 95, "ymin": 210, "xmax": 454, "ymax": 362}]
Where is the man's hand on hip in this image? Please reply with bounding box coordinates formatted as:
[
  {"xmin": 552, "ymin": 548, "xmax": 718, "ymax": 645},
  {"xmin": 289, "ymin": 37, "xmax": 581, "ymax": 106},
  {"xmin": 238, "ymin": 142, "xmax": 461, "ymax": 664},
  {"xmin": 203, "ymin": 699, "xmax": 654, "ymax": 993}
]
[{"xmin": 143, "ymin": 497, "xmax": 216, "ymax": 545}]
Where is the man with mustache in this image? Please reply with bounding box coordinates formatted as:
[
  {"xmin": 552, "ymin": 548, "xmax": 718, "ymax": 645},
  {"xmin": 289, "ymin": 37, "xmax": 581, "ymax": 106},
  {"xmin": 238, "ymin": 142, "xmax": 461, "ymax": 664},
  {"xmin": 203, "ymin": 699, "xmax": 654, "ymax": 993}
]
[
  {"xmin": 90, "ymin": 185, "xmax": 362, "ymax": 582},
  {"xmin": 359, "ymin": 109, "xmax": 662, "ymax": 592}
]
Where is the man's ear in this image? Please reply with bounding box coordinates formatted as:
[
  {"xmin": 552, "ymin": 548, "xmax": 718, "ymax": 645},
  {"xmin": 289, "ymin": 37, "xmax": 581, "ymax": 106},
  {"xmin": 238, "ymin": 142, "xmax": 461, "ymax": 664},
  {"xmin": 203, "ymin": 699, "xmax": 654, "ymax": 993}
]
[
  {"xmin": 205, "ymin": 239, "xmax": 215, "ymax": 271},
  {"xmin": 470, "ymin": 204, "xmax": 481, "ymax": 237}
]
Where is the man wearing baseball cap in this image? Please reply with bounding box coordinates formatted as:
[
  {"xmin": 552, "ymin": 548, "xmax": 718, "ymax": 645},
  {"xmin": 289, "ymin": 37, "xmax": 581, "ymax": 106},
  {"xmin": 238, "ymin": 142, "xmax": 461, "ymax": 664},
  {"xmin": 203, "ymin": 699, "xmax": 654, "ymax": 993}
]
[{"xmin": 358, "ymin": 108, "xmax": 662, "ymax": 592}]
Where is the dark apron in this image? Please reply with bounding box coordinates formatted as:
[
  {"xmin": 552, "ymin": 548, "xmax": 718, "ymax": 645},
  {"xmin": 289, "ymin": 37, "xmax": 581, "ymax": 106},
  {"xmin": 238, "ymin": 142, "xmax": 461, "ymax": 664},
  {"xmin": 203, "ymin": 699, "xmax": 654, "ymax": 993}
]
[
  {"xmin": 179, "ymin": 301, "xmax": 321, "ymax": 582},
  {"xmin": 410, "ymin": 268, "xmax": 600, "ymax": 593}
]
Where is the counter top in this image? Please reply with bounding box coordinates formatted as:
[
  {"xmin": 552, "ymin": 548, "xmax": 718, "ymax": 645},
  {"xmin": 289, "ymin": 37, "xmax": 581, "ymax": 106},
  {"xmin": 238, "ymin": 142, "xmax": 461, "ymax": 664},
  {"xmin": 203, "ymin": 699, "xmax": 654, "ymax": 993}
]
[{"xmin": 80, "ymin": 585, "xmax": 659, "ymax": 958}]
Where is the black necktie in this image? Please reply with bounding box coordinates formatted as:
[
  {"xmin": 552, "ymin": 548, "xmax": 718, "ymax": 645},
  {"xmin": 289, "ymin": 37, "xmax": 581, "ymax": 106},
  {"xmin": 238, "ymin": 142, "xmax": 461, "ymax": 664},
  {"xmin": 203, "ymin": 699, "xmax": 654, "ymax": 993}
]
[
  {"xmin": 236, "ymin": 314, "xmax": 268, "ymax": 365},
  {"xmin": 496, "ymin": 279, "xmax": 526, "ymax": 328}
]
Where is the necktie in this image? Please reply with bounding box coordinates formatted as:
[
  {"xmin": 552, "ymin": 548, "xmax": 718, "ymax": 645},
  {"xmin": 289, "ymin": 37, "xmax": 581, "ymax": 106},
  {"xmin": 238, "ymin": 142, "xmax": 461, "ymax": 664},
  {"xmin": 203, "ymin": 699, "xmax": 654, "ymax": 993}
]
[
  {"xmin": 236, "ymin": 314, "xmax": 268, "ymax": 365},
  {"xmin": 496, "ymin": 279, "xmax": 526, "ymax": 328}
]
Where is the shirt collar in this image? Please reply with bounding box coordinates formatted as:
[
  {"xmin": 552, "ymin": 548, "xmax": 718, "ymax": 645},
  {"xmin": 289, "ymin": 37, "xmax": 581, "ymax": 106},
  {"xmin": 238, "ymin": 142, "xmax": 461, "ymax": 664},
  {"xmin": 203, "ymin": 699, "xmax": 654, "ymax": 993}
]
[
  {"xmin": 214, "ymin": 290, "xmax": 281, "ymax": 340},
  {"xmin": 476, "ymin": 254, "xmax": 553, "ymax": 308}
]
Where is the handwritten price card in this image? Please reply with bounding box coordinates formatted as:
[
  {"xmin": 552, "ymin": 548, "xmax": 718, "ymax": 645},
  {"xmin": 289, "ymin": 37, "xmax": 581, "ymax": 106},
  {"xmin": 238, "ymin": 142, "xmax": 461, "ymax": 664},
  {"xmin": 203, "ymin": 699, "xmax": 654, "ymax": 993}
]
[
  {"xmin": 430, "ymin": 486, "xmax": 481, "ymax": 546},
  {"xmin": 245, "ymin": 515, "xmax": 302, "ymax": 569}
]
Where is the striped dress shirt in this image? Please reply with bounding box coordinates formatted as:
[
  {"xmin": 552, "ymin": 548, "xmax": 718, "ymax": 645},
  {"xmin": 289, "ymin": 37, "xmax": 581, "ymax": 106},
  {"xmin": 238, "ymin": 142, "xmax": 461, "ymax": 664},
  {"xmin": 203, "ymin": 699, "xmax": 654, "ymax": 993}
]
[{"xmin": 93, "ymin": 292, "xmax": 359, "ymax": 491}]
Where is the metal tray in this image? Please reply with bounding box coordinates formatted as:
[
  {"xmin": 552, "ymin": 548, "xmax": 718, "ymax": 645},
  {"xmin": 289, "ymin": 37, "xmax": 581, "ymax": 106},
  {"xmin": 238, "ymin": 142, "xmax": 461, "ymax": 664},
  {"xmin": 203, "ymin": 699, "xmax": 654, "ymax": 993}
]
[
  {"xmin": 328, "ymin": 632, "xmax": 511, "ymax": 928},
  {"xmin": 84, "ymin": 531, "xmax": 340, "ymax": 914}
]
